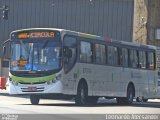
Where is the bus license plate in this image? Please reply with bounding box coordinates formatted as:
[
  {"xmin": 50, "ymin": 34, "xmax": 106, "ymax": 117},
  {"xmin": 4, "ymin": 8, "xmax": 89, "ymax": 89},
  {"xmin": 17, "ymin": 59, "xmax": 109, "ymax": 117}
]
[{"xmin": 28, "ymin": 86, "xmax": 37, "ymax": 91}]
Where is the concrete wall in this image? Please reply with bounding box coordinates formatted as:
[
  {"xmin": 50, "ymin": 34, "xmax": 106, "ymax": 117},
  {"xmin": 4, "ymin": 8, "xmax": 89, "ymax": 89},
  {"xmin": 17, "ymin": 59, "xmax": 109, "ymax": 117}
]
[
  {"xmin": 0, "ymin": 0, "xmax": 135, "ymax": 77},
  {"xmin": 147, "ymin": 0, "xmax": 160, "ymax": 45},
  {"xmin": 0, "ymin": 0, "xmax": 134, "ymax": 44},
  {"xmin": 133, "ymin": 0, "xmax": 148, "ymax": 44},
  {"xmin": 133, "ymin": 0, "xmax": 160, "ymax": 46}
]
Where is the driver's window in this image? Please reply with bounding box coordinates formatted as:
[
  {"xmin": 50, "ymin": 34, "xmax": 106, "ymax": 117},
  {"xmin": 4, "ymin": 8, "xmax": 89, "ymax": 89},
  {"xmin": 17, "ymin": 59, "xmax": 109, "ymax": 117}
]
[{"xmin": 63, "ymin": 36, "xmax": 77, "ymax": 73}]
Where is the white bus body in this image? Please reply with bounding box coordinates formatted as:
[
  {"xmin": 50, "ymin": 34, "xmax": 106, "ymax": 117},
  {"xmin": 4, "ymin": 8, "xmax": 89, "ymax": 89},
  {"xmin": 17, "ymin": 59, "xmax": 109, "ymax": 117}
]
[{"xmin": 5, "ymin": 28, "xmax": 160, "ymax": 105}]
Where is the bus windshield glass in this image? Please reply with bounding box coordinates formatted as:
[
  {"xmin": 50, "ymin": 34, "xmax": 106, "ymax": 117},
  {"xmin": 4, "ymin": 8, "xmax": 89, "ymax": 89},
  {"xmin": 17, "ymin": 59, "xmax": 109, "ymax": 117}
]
[{"xmin": 10, "ymin": 39, "xmax": 62, "ymax": 71}]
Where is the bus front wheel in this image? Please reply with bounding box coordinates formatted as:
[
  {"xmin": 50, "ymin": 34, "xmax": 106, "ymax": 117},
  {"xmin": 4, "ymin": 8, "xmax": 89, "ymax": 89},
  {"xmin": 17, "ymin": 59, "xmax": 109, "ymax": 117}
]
[
  {"xmin": 75, "ymin": 82, "xmax": 88, "ymax": 105},
  {"xmin": 30, "ymin": 95, "xmax": 40, "ymax": 105}
]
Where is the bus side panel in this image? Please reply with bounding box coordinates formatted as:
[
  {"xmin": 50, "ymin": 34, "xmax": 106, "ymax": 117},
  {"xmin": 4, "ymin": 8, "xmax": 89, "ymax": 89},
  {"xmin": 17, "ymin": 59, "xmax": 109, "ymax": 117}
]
[
  {"xmin": 138, "ymin": 69, "xmax": 149, "ymax": 98},
  {"xmin": 62, "ymin": 64, "xmax": 79, "ymax": 95},
  {"xmin": 121, "ymin": 68, "xmax": 148, "ymax": 98},
  {"xmin": 147, "ymin": 70, "xmax": 157, "ymax": 98},
  {"xmin": 76, "ymin": 63, "xmax": 122, "ymax": 97},
  {"xmin": 120, "ymin": 67, "xmax": 131, "ymax": 97}
]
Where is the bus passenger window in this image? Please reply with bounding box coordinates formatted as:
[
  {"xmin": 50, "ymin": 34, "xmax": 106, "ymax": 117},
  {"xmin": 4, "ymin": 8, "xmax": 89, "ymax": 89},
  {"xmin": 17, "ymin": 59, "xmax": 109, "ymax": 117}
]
[
  {"xmin": 95, "ymin": 44, "xmax": 106, "ymax": 64},
  {"xmin": 129, "ymin": 50, "xmax": 138, "ymax": 68},
  {"xmin": 122, "ymin": 48, "xmax": 128, "ymax": 67},
  {"xmin": 108, "ymin": 46, "xmax": 118, "ymax": 65},
  {"xmin": 80, "ymin": 41, "xmax": 92, "ymax": 63},
  {"xmin": 147, "ymin": 52, "xmax": 154, "ymax": 70},
  {"xmin": 139, "ymin": 51, "xmax": 146, "ymax": 69}
]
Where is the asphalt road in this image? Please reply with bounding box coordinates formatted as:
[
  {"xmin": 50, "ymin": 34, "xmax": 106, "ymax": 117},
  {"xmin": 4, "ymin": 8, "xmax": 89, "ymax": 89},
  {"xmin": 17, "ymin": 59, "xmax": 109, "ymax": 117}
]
[{"xmin": 0, "ymin": 94, "xmax": 160, "ymax": 114}]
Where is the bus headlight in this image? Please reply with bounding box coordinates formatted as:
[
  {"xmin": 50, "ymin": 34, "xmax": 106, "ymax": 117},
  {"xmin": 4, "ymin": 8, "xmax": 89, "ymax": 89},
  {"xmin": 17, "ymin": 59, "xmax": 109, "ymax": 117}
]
[
  {"xmin": 47, "ymin": 74, "xmax": 62, "ymax": 85},
  {"xmin": 9, "ymin": 77, "xmax": 18, "ymax": 86},
  {"xmin": 11, "ymin": 80, "xmax": 18, "ymax": 86},
  {"xmin": 47, "ymin": 80, "xmax": 53, "ymax": 85},
  {"xmin": 55, "ymin": 74, "xmax": 62, "ymax": 80}
]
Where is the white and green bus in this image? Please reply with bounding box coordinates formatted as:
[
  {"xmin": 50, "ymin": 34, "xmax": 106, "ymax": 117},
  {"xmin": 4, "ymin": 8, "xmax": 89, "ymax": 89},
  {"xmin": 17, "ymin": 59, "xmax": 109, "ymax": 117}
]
[{"xmin": 3, "ymin": 28, "xmax": 160, "ymax": 105}]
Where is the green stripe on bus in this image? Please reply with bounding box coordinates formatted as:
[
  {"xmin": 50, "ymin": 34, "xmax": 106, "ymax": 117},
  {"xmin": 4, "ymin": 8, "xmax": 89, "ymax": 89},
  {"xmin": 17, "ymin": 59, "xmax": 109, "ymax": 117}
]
[
  {"xmin": 11, "ymin": 74, "xmax": 56, "ymax": 83},
  {"xmin": 79, "ymin": 33, "xmax": 97, "ymax": 39}
]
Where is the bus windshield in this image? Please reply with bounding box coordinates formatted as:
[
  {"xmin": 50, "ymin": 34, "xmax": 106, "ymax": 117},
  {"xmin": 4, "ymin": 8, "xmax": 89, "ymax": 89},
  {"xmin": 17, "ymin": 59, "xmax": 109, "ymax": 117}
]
[{"xmin": 10, "ymin": 39, "xmax": 62, "ymax": 71}]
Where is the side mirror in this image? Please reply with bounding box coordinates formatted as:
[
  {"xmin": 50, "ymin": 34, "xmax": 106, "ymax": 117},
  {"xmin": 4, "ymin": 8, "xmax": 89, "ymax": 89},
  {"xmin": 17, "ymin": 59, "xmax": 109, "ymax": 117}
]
[
  {"xmin": 1, "ymin": 39, "xmax": 11, "ymax": 59},
  {"xmin": 64, "ymin": 47, "xmax": 72, "ymax": 58}
]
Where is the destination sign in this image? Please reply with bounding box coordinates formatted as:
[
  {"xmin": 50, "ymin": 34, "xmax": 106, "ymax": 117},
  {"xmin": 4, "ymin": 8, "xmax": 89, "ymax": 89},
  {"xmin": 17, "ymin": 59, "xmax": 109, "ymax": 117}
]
[{"xmin": 18, "ymin": 32, "xmax": 55, "ymax": 39}]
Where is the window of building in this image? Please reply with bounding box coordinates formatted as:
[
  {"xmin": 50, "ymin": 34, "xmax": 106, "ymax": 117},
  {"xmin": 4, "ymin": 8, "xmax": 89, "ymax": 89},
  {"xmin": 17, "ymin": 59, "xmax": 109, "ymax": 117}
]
[
  {"xmin": 122, "ymin": 48, "xmax": 128, "ymax": 67},
  {"xmin": 80, "ymin": 41, "xmax": 92, "ymax": 63},
  {"xmin": 95, "ymin": 44, "xmax": 106, "ymax": 64},
  {"xmin": 108, "ymin": 46, "xmax": 118, "ymax": 65}
]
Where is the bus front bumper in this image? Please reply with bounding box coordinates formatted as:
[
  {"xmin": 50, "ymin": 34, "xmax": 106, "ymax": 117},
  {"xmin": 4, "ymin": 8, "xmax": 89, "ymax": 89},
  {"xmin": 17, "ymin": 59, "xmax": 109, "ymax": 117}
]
[{"xmin": 8, "ymin": 81, "xmax": 63, "ymax": 95}]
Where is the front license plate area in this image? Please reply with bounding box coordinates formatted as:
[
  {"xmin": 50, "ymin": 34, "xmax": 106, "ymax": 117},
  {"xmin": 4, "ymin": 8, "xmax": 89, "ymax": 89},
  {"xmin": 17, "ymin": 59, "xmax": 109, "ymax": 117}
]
[{"xmin": 27, "ymin": 86, "xmax": 37, "ymax": 91}]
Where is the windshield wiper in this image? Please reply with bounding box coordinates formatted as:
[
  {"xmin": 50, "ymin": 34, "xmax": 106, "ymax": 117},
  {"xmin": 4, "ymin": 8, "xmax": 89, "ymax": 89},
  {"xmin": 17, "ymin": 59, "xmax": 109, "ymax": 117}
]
[
  {"xmin": 20, "ymin": 40, "xmax": 30, "ymax": 53},
  {"xmin": 20, "ymin": 40, "xmax": 31, "ymax": 61}
]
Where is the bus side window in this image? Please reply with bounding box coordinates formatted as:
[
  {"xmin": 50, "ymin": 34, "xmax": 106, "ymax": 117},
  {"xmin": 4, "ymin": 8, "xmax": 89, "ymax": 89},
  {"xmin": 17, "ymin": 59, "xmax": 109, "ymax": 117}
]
[
  {"xmin": 147, "ymin": 52, "xmax": 154, "ymax": 70},
  {"xmin": 129, "ymin": 49, "xmax": 138, "ymax": 68},
  {"xmin": 118, "ymin": 47, "xmax": 122, "ymax": 66},
  {"xmin": 80, "ymin": 41, "xmax": 92, "ymax": 63},
  {"xmin": 122, "ymin": 48, "xmax": 128, "ymax": 67},
  {"xmin": 95, "ymin": 44, "xmax": 106, "ymax": 64},
  {"xmin": 139, "ymin": 51, "xmax": 146, "ymax": 69},
  {"xmin": 107, "ymin": 46, "xmax": 118, "ymax": 65}
]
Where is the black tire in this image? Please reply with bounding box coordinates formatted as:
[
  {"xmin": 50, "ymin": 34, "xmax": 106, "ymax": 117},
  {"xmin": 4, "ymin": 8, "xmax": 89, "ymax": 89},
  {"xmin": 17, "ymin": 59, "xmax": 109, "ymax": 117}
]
[
  {"xmin": 125, "ymin": 85, "xmax": 134, "ymax": 104},
  {"xmin": 75, "ymin": 82, "xmax": 88, "ymax": 105},
  {"xmin": 143, "ymin": 98, "xmax": 148, "ymax": 102},
  {"xmin": 30, "ymin": 95, "xmax": 40, "ymax": 105}
]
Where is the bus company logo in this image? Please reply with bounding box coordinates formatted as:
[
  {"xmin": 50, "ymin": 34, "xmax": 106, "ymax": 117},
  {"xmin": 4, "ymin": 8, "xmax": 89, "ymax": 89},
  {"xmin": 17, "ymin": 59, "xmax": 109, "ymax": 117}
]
[{"xmin": 1, "ymin": 114, "xmax": 19, "ymax": 120}]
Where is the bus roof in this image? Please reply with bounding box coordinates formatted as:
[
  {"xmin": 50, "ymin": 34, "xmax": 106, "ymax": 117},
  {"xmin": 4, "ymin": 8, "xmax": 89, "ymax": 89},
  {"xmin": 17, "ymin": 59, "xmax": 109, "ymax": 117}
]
[{"xmin": 11, "ymin": 28, "xmax": 157, "ymax": 50}]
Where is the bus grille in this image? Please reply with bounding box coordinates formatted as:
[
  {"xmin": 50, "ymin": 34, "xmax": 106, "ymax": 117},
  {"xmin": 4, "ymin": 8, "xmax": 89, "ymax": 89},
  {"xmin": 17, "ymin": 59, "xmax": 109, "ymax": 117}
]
[
  {"xmin": 21, "ymin": 87, "xmax": 45, "ymax": 92},
  {"xmin": 19, "ymin": 82, "xmax": 46, "ymax": 84}
]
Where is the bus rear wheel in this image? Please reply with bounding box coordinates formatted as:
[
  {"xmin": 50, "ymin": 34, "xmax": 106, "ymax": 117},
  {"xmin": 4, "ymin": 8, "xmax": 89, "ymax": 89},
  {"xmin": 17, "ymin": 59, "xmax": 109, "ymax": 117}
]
[
  {"xmin": 75, "ymin": 82, "xmax": 88, "ymax": 105},
  {"xmin": 30, "ymin": 95, "xmax": 40, "ymax": 105},
  {"xmin": 117, "ymin": 85, "xmax": 134, "ymax": 105},
  {"xmin": 125, "ymin": 85, "xmax": 134, "ymax": 104}
]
